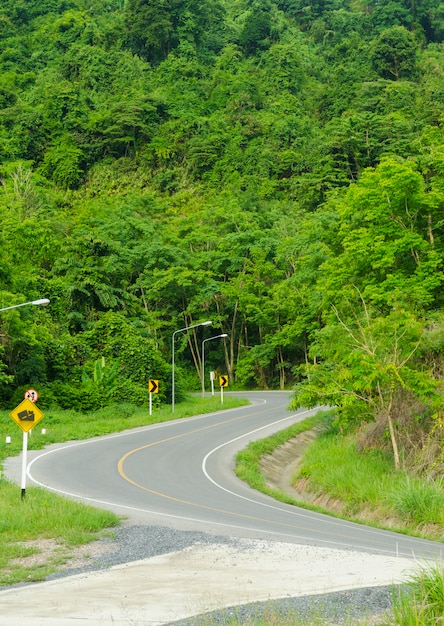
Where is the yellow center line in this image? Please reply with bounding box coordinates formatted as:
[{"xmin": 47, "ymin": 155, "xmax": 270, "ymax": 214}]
[
  {"xmin": 117, "ymin": 410, "xmax": 311, "ymax": 531},
  {"xmin": 118, "ymin": 411, "xmax": 250, "ymax": 475},
  {"xmin": 117, "ymin": 411, "xmax": 352, "ymax": 540},
  {"xmin": 117, "ymin": 410, "xmax": 425, "ymax": 550}
]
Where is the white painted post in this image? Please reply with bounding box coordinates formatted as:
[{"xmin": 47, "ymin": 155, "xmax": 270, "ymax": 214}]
[{"xmin": 21, "ymin": 431, "xmax": 28, "ymax": 500}]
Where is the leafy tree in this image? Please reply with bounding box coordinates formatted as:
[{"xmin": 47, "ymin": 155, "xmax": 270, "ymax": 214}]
[
  {"xmin": 0, "ymin": 0, "xmax": 442, "ymax": 442},
  {"xmin": 81, "ymin": 356, "xmax": 120, "ymax": 407},
  {"xmin": 0, "ymin": 295, "xmax": 52, "ymax": 403},
  {"xmin": 291, "ymin": 298, "xmax": 439, "ymax": 469},
  {"xmin": 40, "ymin": 135, "xmax": 84, "ymax": 188},
  {"xmin": 52, "ymin": 223, "xmax": 137, "ymax": 329},
  {"xmin": 239, "ymin": 7, "xmax": 273, "ymax": 55},
  {"xmin": 318, "ymin": 157, "xmax": 444, "ymax": 311},
  {"xmin": 371, "ymin": 26, "xmax": 418, "ymax": 80},
  {"xmin": 369, "ymin": 1, "xmax": 412, "ymax": 31},
  {"xmin": 87, "ymin": 93, "xmax": 160, "ymax": 159},
  {"xmin": 124, "ymin": 0, "xmax": 224, "ymax": 63},
  {"xmin": 276, "ymin": 0, "xmax": 344, "ymax": 24}
]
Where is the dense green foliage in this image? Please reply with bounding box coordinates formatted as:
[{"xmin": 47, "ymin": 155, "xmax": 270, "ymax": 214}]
[{"xmin": 0, "ymin": 0, "xmax": 443, "ymax": 470}]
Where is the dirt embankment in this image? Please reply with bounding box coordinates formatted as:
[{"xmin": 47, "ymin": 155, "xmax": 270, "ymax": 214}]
[
  {"xmin": 259, "ymin": 429, "xmax": 318, "ymax": 500},
  {"xmin": 259, "ymin": 430, "xmax": 441, "ymax": 536},
  {"xmin": 259, "ymin": 429, "xmax": 347, "ymax": 514}
]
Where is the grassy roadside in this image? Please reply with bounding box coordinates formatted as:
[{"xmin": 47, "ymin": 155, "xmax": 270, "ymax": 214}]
[
  {"xmin": 0, "ymin": 395, "xmax": 247, "ymax": 586},
  {"xmin": 236, "ymin": 410, "xmax": 444, "ymax": 541}
]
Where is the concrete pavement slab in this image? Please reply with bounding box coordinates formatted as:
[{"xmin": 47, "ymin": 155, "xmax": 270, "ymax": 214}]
[{"xmin": 0, "ymin": 539, "xmax": 415, "ymax": 626}]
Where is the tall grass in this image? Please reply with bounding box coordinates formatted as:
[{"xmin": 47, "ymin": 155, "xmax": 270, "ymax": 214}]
[
  {"xmin": 1, "ymin": 487, "xmax": 118, "ymax": 543},
  {"xmin": 0, "ymin": 481, "xmax": 119, "ymax": 585},
  {"xmin": 297, "ymin": 432, "xmax": 395, "ymax": 511},
  {"xmin": 388, "ymin": 476, "xmax": 444, "ymax": 527},
  {"xmin": 297, "ymin": 431, "xmax": 444, "ymax": 533},
  {"xmin": 389, "ymin": 564, "xmax": 444, "ymax": 625},
  {"xmin": 237, "ymin": 413, "xmax": 444, "ymax": 539}
]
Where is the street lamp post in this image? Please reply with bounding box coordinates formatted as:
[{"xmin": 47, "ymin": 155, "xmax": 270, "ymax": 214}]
[
  {"xmin": 0, "ymin": 298, "xmax": 50, "ymax": 313},
  {"xmin": 172, "ymin": 320, "xmax": 212, "ymax": 412},
  {"xmin": 0, "ymin": 297, "xmax": 49, "ymax": 501},
  {"xmin": 201, "ymin": 334, "xmax": 227, "ymax": 398}
]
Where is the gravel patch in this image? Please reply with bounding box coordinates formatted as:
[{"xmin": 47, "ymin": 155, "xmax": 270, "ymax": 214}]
[
  {"xmin": 164, "ymin": 586, "xmax": 396, "ymax": 625},
  {"xmin": 45, "ymin": 523, "xmax": 234, "ymax": 579},
  {"xmin": 43, "ymin": 524, "xmax": 401, "ymax": 625}
]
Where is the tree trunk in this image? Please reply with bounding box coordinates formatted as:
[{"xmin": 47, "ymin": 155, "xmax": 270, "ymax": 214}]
[
  {"xmin": 387, "ymin": 411, "xmax": 401, "ymax": 470},
  {"xmin": 378, "ymin": 383, "xmax": 401, "ymax": 469},
  {"xmin": 278, "ymin": 347, "xmax": 286, "ymax": 390}
]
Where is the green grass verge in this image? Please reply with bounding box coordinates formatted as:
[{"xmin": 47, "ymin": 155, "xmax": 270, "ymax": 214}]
[
  {"xmin": 297, "ymin": 429, "xmax": 444, "ymax": 537},
  {"xmin": 235, "ymin": 412, "xmax": 326, "ymax": 504},
  {"xmin": 0, "ymin": 396, "xmax": 248, "ymax": 464},
  {"xmin": 0, "ymin": 395, "xmax": 248, "ymax": 586},
  {"xmin": 236, "ymin": 410, "xmax": 444, "ymax": 541},
  {"xmin": 388, "ymin": 564, "xmax": 444, "ymax": 625},
  {"xmin": 0, "ymin": 484, "xmax": 118, "ymax": 585}
]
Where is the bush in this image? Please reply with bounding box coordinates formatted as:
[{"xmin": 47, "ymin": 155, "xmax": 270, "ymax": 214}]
[
  {"xmin": 46, "ymin": 380, "xmax": 103, "ymax": 412},
  {"xmin": 391, "ymin": 564, "xmax": 444, "ymax": 625},
  {"xmin": 388, "ymin": 476, "xmax": 444, "ymax": 526}
]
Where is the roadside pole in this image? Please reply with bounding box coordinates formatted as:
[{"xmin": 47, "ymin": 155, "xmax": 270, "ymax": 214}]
[
  {"xmin": 148, "ymin": 380, "xmax": 159, "ymax": 416},
  {"xmin": 20, "ymin": 432, "xmax": 28, "ymax": 500},
  {"xmin": 9, "ymin": 392, "xmax": 44, "ymax": 500},
  {"xmin": 219, "ymin": 375, "xmax": 228, "ymax": 404}
]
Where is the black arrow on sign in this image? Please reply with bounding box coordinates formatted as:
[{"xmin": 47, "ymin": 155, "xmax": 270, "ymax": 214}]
[
  {"xmin": 220, "ymin": 376, "xmax": 228, "ymax": 387},
  {"xmin": 149, "ymin": 380, "xmax": 158, "ymax": 394}
]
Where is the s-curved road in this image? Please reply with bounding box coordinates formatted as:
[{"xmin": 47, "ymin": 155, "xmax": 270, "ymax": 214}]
[{"xmin": 24, "ymin": 391, "xmax": 444, "ymax": 561}]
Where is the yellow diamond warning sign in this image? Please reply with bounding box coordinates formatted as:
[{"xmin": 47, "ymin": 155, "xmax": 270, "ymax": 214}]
[{"xmin": 10, "ymin": 398, "xmax": 44, "ymax": 433}]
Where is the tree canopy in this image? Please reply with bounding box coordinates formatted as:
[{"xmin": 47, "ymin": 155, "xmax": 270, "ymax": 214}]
[{"xmin": 0, "ymin": 0, "xmax": 443, "ymax": 471}]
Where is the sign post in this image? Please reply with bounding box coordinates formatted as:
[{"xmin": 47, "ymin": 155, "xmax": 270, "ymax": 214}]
[
  {"xmin": 148, "ymin": 380, "xmax": 159, "ymax": 416},
  {"xmin": 23, "ymin": 389, "xmax": 39, "ymax": 436},
  {"xmin": 210, "ymin": 371, "xmax": 216, "ymax": 396},
  {"xmin": 20, "ymin": 432, "xmax": 28, "ymax": 500},
  {"xmin": 10, "ymin": 397, "xmax": 44, "ymax": 500},
  {"xmin": 219, "ymin": 375, "xmax": 228, "ymax": 404}
]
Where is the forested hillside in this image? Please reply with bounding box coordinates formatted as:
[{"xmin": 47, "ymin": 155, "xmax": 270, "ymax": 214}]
[{"xmin": 0, "ymin": 0, "xmax": 443, "ymax": 472}]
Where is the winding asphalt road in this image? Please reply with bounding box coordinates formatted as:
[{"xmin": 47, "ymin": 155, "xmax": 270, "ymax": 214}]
[{"xmin": 20, "ymin": 391, "xmax": 444, "ymax": 562}]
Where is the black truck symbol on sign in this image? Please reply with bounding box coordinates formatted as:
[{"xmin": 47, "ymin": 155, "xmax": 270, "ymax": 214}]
[{"xmin": 18, "ymin": 409, "xmax": 35, "ymax": 422}]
